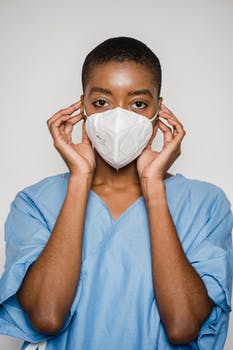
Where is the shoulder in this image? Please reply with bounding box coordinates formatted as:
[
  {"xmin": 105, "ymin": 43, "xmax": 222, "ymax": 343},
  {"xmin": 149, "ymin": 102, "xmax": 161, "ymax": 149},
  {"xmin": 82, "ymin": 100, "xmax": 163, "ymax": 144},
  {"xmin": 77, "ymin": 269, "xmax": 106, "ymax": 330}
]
[
  {"xmin": 181, "ymin": 173, "xmax": 229, "ymax": 200},
  {"xmin": 11, "ymin": 172, "xmax": 71, "ymax": 214},
  {"xmin": 19, "ymin": 172, "xmax": 70, "ymax": 199},
  {"xmin": 172, "ymin": 174, "xmax": 233, "ymax": 247},
  {"xmin": 178, "ymin": 173, "xmax": 232, "ymax": 215},
  {"xmin": 6, "ymin": 172, "xmax": 72, "ymax": 235}
]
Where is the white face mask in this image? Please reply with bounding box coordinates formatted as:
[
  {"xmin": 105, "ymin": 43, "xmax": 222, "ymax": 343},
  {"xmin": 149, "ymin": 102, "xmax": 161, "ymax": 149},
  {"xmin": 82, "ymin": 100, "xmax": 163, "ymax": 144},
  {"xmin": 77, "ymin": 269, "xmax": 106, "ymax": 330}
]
[{"xmin": 85, "ymin": 106, "xmax": 159, "ymax": 171}]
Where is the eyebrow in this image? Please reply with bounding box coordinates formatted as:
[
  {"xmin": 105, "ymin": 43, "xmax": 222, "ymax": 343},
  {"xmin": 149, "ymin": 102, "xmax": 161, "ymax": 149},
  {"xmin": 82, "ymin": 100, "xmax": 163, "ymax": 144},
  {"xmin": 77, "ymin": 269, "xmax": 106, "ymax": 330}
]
[
  {"xmin": 88, "ymin": 87, "xmax": 153, "ymax": 98},
  {"xmin": 128, "ymin": 89, "xmax": 153, "ymax": 99}
]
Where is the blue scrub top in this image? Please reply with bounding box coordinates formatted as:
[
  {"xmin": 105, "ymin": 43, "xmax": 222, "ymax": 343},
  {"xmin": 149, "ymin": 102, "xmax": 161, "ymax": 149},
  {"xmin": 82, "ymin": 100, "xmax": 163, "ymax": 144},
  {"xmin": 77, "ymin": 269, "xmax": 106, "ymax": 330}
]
[{"xmin": 0, "ymin": 172, "xmax": 232, "ymax": 350}]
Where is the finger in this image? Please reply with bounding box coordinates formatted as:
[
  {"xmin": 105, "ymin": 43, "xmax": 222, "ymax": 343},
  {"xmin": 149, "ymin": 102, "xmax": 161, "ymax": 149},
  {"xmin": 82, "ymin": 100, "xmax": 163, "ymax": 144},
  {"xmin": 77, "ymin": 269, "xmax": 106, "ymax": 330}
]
[
  {"xmin": 69, "ymin": 100, "xmax": 82, "ymax": 108},
  {"xmin": 159, "ymin": 107, "xmax": 184, "ymax": 127},
  {"xmin": 49, "ymin": 114, "xmax": 71, "ymax": 129},
  {"xmin": 62, "ymin": 100, "xmax": 82, "ymax": 114},
  {"xmin": 145, "ymin": 123, "xmax": 159, "ymax": 149},
  {"xmin": 49, "ymin": 115, "xmax": 71, "ymax": 140},
  {"xmin": 160, "ymin": 116, "xmax": 186, "ymax": 142},
  {"xmin": 64, "ymin": 113, "xmax": 83, "ymax": 142},
  {"xmin": 160, "ymin": 103, "xmax": 176, "ymax": 116},
  {"xmin": 160, "ymin": 104, "xmax": 180, "ymax": 118},
  {"xmin": 159, "ymin": 115, "xmax": 184, "ymax": 133},
  {"xmin": 47, "ymin": 107, "xmax": 77, "ymax": 129},
  {"xmin": 157, "ymin": 120, "xmax": 173, "ymax": 146},
  {"xmin": 81, "ymin": 120, "xmax": 92, "ymax": 145},
  {"xmin": 64, "ymin": 113, "xmax": 83, "ymax": 131},
  {"xmin": 49, "ymin": 101, "xmax": 81, "ymax": 123},
  {"xmin": 47, "ymin": 100, "xmax": 82, "ymax": 127},
  {"xmin": 159, "ymin": 108, "xmax": 181, "ymax": 121}
]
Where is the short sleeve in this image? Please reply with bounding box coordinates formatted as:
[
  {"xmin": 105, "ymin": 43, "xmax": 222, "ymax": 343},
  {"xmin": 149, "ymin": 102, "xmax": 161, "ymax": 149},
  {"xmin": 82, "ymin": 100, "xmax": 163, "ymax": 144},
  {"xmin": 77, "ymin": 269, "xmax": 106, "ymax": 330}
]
[
  {"xmin": 187, "ymin": 188, "xmax": 233, "ymax": 349},
  {"xmin": 0, "ymin": 190, "xmax": 82, "ymax": 343}
]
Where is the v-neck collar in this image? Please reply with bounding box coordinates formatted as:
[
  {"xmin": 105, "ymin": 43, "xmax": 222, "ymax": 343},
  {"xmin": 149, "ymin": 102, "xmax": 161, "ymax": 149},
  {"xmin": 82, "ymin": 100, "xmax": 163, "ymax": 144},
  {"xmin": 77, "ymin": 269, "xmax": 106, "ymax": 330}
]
[
  {"xmin": 90, "ymin": 189, "xmax": 144, "ymax": 224},
  {"xmin": 89, "ymin": 173, "xmax": 182, "ymax": 224}
]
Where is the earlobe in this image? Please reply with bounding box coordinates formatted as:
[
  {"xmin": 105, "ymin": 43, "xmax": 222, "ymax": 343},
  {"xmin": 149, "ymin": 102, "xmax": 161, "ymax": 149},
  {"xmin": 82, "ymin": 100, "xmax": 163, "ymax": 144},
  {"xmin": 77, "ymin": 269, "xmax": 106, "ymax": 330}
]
[{"xmin": 159, "ymin": 96, "xmax": 163, "ymax": 108}]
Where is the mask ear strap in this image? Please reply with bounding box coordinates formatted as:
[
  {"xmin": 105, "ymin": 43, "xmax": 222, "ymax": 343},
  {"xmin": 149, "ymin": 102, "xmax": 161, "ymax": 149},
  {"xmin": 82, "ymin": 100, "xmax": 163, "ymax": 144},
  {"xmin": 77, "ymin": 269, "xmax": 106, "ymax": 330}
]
[
  {"xmin": 149, "ymin": 108, "xmax": 160, "ymax": 122},
  {"xmin": 82, "ymin": 108, "xmax": 87, "ymax": 120}
]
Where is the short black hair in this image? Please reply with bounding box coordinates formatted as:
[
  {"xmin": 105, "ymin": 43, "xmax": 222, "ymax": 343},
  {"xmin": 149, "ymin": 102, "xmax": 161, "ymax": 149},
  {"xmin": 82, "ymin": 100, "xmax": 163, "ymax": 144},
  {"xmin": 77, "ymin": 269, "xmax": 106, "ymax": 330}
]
[{"xmin": 81, "ymin": 36, "xmax": 162, "ymax": 98}]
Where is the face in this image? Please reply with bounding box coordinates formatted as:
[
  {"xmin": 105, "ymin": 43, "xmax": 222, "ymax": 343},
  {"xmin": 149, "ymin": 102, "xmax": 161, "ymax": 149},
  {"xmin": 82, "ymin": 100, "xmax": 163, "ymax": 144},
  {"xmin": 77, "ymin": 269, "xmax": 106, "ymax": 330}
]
[{"xmin": 80, "ymin": 61, "xmax": 162, "ymax": 122}]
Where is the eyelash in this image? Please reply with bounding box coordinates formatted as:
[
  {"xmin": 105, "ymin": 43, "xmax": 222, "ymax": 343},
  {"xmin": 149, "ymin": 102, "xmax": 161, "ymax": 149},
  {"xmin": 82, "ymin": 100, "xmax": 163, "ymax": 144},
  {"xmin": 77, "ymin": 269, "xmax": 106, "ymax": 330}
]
[{"xmin": 92, "ymin": 99, "xmax": 148, "ymax": 109}]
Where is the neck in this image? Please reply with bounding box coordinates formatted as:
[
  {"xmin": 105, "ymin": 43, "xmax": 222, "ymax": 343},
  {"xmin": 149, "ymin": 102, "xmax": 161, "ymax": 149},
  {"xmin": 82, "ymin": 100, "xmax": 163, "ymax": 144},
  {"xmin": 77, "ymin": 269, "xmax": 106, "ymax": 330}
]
[{"xmin": 92, "ymin": 151, "xmax": 140, "ymax": 188}]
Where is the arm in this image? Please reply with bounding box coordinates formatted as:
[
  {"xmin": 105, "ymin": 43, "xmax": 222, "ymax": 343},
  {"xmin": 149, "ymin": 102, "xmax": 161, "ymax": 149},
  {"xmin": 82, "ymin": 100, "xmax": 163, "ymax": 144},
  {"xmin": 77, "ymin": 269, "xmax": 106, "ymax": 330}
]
[
  {"xmin": 17, "ymin": 175, "xmax": 91, "ymax": 334},
  {"xmin": 137, "ymin": 103, "xmax": 213, "ymax": 344},
  {"xmin": 17, "ymin": 100, "xmax": 96, "ymax": 335},
  {"xmin": 142, "ymin": 178, "xmax": 213, "ymax": 344}
]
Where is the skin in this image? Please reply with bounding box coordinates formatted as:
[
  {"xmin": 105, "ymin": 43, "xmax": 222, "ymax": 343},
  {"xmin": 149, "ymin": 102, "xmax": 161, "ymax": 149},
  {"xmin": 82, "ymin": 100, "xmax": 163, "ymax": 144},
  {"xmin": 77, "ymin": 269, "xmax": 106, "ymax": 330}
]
[{"xmin": 17, "ymin": 61, "xmax": 214, "ymax": 344}]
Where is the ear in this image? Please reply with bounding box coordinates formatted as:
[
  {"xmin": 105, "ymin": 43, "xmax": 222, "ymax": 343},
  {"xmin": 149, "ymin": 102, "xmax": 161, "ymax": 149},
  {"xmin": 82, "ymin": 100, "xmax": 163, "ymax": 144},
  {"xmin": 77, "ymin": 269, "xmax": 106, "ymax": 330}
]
[
  {"xmin": 80, "ymin": 94, "xmax": 85, "ymax": 118},
  {"xmin": 153, "ymin": 97, "xmax": 163, "ymax": 125},
  {"xmin": 159, "ymin": 96, "xmax": 163, "ymax": 108}
]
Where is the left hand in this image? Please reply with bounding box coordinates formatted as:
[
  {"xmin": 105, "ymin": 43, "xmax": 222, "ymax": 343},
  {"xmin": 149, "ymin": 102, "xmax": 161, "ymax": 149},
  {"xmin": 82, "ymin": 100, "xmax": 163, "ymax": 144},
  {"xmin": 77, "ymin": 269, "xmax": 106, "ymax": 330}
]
[{"xmin": 137, "ymin": 104, "xmax": 186, "ymax": 182}]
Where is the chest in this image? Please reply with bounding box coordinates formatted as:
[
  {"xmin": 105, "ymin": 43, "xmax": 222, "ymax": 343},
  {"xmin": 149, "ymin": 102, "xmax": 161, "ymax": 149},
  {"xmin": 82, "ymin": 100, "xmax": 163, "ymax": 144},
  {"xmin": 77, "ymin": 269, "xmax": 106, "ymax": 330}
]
[{"xmin": 91, "ymin": 186, "xmax": 143, "ymax": 221}]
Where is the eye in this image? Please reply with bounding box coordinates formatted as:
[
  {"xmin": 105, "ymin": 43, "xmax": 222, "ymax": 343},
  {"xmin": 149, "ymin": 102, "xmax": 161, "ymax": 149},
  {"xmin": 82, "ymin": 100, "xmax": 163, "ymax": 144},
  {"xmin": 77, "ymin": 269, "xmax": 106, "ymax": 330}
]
[
  {"xmin": 132, "ymin": 101, "xmax": 148, "ymax": 109},
  {"xmin": 92, "ymin": 99, "xmax": 108, "ymax": 108}
]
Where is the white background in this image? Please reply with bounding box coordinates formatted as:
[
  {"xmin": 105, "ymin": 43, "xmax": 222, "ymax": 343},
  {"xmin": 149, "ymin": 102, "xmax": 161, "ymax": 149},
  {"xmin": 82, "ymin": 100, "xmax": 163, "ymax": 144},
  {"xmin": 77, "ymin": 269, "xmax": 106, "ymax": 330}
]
[{"xmin": 0, "ymin": 0, "xmax": 232, "ymax": 348}]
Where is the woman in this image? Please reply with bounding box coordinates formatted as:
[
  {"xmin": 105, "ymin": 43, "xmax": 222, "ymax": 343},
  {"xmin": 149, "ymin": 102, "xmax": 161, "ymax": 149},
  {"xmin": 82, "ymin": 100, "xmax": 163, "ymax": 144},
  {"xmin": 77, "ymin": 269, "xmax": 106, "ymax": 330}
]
[{"xmin": 0, "ymin": 37, "xmax": 232, "ymax": 350}]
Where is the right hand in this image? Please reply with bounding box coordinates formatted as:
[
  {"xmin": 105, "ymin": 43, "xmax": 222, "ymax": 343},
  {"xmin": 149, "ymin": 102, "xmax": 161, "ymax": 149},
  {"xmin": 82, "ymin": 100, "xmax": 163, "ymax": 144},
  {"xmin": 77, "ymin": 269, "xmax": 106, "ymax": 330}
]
[{"xmin": 47, "ymin": 100, "xmax": 96, "ymax": 177}]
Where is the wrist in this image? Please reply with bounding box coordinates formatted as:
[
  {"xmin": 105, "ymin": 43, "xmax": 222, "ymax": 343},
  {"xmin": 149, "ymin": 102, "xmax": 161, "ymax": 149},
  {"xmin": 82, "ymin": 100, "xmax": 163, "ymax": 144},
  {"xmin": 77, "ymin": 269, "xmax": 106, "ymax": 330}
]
[
  {"xmin": 141, "ymin": 178, "xmax": 167, "ymax": 206},
  {"xmin": 68, "ymin": 173, "xmax": 93, "ymax": 193}
]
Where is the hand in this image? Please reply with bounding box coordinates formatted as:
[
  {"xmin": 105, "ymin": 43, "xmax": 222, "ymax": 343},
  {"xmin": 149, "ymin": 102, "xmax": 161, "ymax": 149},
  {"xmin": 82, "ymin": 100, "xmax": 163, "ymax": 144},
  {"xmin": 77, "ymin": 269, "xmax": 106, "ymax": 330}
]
[
  {"xmin": 47, "ymin": 100, "xmax": 96, "ymax": 177},
  {"xmin": 137, "ymin": 104, "xmax": 186, "ymax": 182}
]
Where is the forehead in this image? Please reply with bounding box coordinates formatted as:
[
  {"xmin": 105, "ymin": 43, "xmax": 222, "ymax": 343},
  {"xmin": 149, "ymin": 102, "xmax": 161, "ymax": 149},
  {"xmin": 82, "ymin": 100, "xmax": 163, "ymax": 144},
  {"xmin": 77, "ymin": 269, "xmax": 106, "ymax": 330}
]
[{"xmin": 85, "ymin": 61, "xmax": 156, "ymax": 95}]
